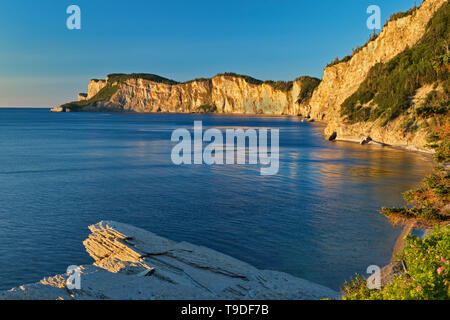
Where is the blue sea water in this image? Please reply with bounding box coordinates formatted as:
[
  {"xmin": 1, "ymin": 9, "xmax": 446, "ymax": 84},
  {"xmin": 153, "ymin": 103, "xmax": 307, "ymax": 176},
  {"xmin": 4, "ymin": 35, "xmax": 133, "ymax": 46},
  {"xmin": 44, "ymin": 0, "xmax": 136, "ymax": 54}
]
[{"xmin": 0, "ymin": 108, "xmax": 433, "ymax": 291}]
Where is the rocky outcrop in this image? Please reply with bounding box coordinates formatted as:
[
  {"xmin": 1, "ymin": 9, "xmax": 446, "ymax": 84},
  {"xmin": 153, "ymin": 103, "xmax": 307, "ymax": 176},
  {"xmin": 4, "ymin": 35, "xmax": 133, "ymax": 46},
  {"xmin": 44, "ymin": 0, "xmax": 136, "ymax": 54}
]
[
  {"xmin": 50, "ymin": 106, "xmax": 71, "ymax": 113},
  {"xmin": 88, "ymin": 79, "xmax": 107, "ymax": 99},
  {"xmin": 0, "ymin": 221, "xmax": 339, "ymax": 300},
  {"xmin": 78, "ymin": 93, "xmax": 88, "ymax": 101}
]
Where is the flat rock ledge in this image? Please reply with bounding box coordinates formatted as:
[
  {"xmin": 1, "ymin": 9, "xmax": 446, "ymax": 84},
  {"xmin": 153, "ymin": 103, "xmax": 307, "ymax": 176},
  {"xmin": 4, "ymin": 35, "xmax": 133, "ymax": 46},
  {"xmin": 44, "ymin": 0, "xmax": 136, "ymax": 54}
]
[{"xmin": 0, "ymin": 221, "xmax": 339, "ymax": 300}]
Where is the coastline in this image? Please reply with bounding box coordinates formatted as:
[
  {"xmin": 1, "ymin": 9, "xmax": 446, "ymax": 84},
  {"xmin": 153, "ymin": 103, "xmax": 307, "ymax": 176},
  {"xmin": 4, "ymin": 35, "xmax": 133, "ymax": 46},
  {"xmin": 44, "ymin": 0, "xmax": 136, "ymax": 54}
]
[
  {"xmin": 0, "ymin": 109, "xmax": 436, "ymax": 299},
  {"xmin": 0, "ymin": 221, "xmax": 340, "ymax": 300}
]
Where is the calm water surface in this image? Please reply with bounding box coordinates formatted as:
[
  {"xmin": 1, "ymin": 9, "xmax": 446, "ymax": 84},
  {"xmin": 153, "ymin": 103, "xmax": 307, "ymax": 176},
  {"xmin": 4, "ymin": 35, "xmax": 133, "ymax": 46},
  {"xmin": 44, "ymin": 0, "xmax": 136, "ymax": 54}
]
[{"xmin": 0, "ymin": 108, "xmax": 433, "ymax": 291}]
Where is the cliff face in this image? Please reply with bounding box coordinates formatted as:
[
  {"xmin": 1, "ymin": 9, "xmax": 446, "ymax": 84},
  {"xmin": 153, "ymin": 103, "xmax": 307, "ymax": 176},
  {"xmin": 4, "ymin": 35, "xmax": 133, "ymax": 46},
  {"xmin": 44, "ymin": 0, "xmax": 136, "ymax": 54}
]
[
  {"xmin": 308, "ymin": 0, "xmax": 447, "ymax": 151},
  {"xmin": 80, "ymin": 75, "xmax": 316, "ymax": 116},
  {"xmin": 56, "ymin": 0, "xmax": 447, "ymax": 152},
  {"xmin": 87, "ymin": 79, "xmax": 107, "ymax": 99}
]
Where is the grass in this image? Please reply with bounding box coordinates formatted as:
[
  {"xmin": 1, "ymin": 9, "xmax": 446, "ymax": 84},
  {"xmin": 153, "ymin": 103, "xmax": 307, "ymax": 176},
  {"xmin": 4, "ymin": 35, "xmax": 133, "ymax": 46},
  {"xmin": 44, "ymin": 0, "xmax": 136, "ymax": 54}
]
[{"xmin": 61, "ymin": 85, "xmax": 119, "ymax": 111}]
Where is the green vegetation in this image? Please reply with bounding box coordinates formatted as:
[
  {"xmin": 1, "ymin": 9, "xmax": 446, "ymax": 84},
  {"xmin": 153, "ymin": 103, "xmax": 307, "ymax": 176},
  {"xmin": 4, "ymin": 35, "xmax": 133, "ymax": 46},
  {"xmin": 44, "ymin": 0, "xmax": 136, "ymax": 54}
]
[
  {"xmin": 342, "ymin": 99, "xmax": 449, "ymax": 300},
  {"xmin": 343, "ymin": 225, "xmax": 449, "ymax": 300},
  {"xmin": 327, "ymin": 55, "xmax": 352, "ymax": 68},
  {"xmin": 387, "ymin": 4, "xmax": 418, "ymax": 23},
  {"xmin": 107, "ymin": 73, "xmax": 179, "ymax": 85},
  {"xmin": 60, "ymin": 73, "xmax": 178, "ymax": 111},
  {"xmin": 61, "ymin": 84, "xmax": 120, "ymax": 111},
  {"xmin": 183, "ymin": 78, "xmax": 212, "ymax": 84},
  {"xmin": 216, "ymin": 72, "xmax": 264, "ymax": 85},
  {"xmin": 296, "ymin": 76, "xmax": 321, "ymax": 104},
  {"xmin": 379, "ymin": 123, "xmax": 449, "ymax": 226},
  {"xmin": 328, "ymin": 3, "xmax": 420, "ymax": 68},
  {"xmin": 415, "ymin": 89, "xmax": 449, "ymax": 118},
  {"xmin": 216, "ymin": 72, "xmax": 297, "ymax": 92},
  {"xmin": 195, "ymin": 104, "xmax": 218, "ymax": 113},
  {"xmin": 340, "ymin": 2, "xmax": 449, "ymax": 124},
  {"xmin": 263, "ymin": 80, "xmax": 293, "ymax": 92},
  {"xmin": 340, "ymin": 7, "xmax": 450, "ymax": 294},
  {"xmin": 327, "ymin": 31, "xmax": 379, "ymax": 67},
  {"xmin": 60, "ymin": 72, "xmax": 320, "ymax": 111}
]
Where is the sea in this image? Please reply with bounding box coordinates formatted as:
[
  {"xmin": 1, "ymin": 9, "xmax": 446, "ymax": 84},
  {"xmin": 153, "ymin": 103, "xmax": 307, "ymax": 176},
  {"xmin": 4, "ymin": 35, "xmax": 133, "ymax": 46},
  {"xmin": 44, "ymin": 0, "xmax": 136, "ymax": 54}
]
[{"xmin": 0, "ymin": 108, "xmax": 433, "ymax": 291}]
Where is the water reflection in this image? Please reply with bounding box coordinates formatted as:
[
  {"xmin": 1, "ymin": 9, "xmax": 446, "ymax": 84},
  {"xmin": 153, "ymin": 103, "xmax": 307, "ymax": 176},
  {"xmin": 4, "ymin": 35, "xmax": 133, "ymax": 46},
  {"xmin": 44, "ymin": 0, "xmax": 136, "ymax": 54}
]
[{"xmin": 0, "ymin": 109, "xmax": 434, "ymax": 291}]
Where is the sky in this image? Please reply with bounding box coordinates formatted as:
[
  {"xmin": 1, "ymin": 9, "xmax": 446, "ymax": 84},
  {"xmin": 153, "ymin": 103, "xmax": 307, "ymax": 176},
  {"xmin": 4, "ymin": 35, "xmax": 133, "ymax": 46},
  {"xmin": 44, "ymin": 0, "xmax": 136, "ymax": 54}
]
[{"xmin": 0, "ymin": 0, "xmax": 422, "ymax": 107}]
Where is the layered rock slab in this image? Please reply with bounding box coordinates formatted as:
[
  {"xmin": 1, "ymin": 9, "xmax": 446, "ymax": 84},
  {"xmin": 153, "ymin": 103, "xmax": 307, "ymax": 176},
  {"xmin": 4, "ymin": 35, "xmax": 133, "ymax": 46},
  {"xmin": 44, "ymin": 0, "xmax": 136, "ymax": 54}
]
[{"xmin": 0, "ymin": 221, "xmax": 339, "ymax": 300}]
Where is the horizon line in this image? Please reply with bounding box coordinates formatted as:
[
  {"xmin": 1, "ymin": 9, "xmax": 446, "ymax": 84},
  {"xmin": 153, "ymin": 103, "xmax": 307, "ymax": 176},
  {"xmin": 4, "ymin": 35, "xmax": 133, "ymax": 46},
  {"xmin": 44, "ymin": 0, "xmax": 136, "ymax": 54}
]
[{"xmin": 0, "ymin": 106, "xmax": 50, "ymax": 109}]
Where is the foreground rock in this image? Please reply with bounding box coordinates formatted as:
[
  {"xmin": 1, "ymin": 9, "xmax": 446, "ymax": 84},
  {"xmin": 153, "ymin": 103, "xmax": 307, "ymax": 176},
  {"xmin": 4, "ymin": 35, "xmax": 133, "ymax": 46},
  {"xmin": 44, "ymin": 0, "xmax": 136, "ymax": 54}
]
[{"xmin": 0, "ymin": 221, "xmax": 339, "ymax": 300}]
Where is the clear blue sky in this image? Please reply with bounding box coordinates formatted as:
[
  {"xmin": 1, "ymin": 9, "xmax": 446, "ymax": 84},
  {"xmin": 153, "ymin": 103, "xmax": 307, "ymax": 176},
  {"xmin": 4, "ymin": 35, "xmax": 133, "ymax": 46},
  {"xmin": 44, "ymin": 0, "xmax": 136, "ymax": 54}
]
[{"xmin": 0, "ymin": 0, "xmax": 421, "ymax": 107}]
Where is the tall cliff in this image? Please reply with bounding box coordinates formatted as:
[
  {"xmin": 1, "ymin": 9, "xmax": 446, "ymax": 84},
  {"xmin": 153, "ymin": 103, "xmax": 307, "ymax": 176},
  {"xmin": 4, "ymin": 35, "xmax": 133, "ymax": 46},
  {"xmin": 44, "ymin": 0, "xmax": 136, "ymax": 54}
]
[
  {"xmin": 61, "ymin": 73, "xmax": 320, "ymax": 117},
  {"xmin": 309, "ymin": 0, "xmax": 448, "ymax": 151},
  {"xmin": 54, "ymin": 0, "xmax": 448, "ymax": 152}
]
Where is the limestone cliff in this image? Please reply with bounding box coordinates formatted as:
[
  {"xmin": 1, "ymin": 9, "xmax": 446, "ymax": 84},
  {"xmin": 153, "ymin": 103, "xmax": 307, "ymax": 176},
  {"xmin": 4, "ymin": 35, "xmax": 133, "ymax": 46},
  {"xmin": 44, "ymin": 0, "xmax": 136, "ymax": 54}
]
[
  {"xmin": 88, "ymin": 79, "xmax": 107, "ymax": 99},
  {"xmin": 59, "ymin": 73, "xmax": 319, "ymax": 117},
  {"xmin": 308, "ymin": 0, "xmax": 448, "ymax": 151},
  {"xmin": 53, "ymin": 0, "xmax": 448, "ymax": 152}
]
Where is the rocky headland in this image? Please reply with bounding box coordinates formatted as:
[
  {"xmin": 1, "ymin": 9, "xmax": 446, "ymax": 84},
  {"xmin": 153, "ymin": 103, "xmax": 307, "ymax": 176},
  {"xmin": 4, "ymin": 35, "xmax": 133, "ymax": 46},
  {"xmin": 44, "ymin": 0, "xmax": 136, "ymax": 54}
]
[{"xmin": 51, "ymin": 0, "xmax": 448, "ymax": 153}]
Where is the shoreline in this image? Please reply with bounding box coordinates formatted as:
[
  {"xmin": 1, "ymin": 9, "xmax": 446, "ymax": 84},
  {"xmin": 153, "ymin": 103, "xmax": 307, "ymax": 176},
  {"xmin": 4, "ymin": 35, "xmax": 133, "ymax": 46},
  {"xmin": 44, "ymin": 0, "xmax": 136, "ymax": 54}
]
[
  {"xmin": 50, "ymin": 107, "xmax": 436, "ymax": 156},
  {"xmin": 0, "ymin": 221, "xmax": 340, "ymax": 300}
]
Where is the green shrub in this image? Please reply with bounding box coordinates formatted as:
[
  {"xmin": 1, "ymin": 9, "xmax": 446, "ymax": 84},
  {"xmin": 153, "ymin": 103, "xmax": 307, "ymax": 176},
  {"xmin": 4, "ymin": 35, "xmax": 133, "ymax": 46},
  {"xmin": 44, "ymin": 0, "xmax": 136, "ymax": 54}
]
[
  {"xmin": 216, "ymin": 72, "xmax": 264, "ymax": 85},
  {"xmin": 326, "ymin": 31, "xmax": 379, "ymax": 67},
  {"xmin": 61, "ymin": 84, "xmax": 120, "ymax": 111},
  {"xmin": 216, "ymin": 72, "xmax": 306, "ymax": 93},
  {"xmin": 183, "ymin": 78, "xmax": 212, "ymax": 84},
  {"xmin": 107, "ymin": 73, "xmax": 179, "ymax": 85},
  {"xmin": 416, "ymin": 103, "xmax": 449, "ymax": 118},
  {"xmin": 343, "ymin": 226, "xmax": 450, "ymax": 300},
  {"xmin": 387, "ymin": 5, "xmax": 419, "ymax": 23},
  {"xmin": 296, "ymin": 76, "xmax": 321, "ymax": 104},
  {"xmin": 264, "ymin": 80, "xmax": 293, "ymax": 92},
  {"xmin": 341, "ymin": 2, "xmax": 449, "ymax": 124},
  {"xmin": 196, "ymin": 104, "xmax": 218, "ymax": 113}
]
